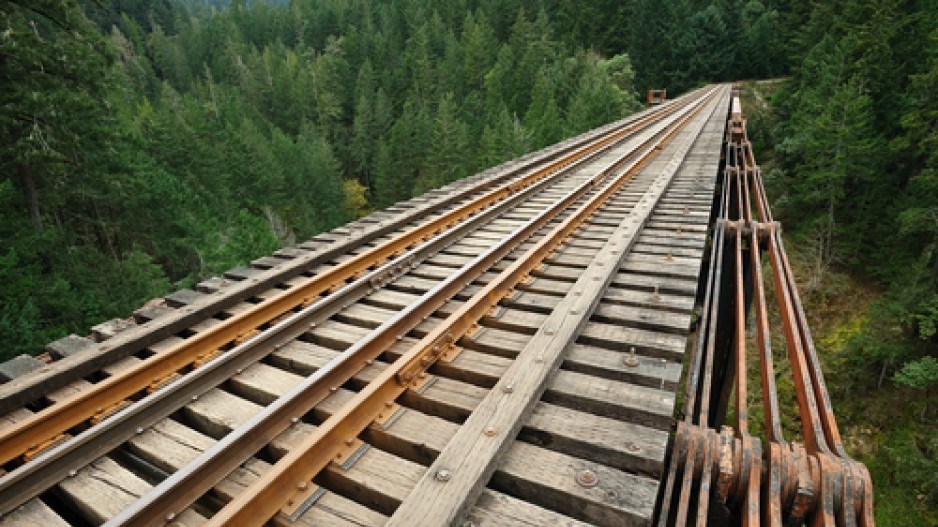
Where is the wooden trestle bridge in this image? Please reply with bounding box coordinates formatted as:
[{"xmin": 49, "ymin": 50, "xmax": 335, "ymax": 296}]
[{"xmin": 0, "ymin": 84, "xmax": 873, "ymax": 526}]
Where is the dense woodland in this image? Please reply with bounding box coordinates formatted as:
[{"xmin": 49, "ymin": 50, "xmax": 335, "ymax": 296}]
[{"xmin": 1, "ymin": 0, "xmax": 936, "ymax": 523}]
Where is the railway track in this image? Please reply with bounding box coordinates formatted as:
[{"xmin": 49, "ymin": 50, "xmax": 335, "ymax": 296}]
[{"xmin": 0, "ymin": 84, "xmax": 732, "ymax": 526}]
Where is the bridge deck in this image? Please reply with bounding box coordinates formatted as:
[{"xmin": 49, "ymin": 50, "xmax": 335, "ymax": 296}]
[{"xmin": 0, "ymin": 86, "xmax": 731, "ymax": 527}]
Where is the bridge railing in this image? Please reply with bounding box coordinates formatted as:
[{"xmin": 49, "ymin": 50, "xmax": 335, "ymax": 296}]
[{"xmin": 656, "ymin": 85, "xmax": 874, "ymax": 527}]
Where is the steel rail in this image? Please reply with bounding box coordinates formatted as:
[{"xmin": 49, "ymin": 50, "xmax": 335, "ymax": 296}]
[
  {"xmin": 201, "ymin": 87, "xmax": 720, "ymax": 527},
  {"xmin": 0, "ymin": 92, "xmax": 711, "ymax": 519},
  {"xmin": 0, "ymin": 91, "xmax": 705, "ymax": 471}
]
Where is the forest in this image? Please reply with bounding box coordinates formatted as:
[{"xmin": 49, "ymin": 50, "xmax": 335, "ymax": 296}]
[{"xmin": 1, "ymin": 0, "xmax": 935, "ymax": 524}]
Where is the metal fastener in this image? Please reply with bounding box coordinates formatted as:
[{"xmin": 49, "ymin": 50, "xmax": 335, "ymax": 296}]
[
  {"xmin": 435, "ymin": 468, "xmax": 452, "ymax": 482},
  {"xmin": 502, "ymin": 384, "xmax": 514, "ymax": 394},
  {"xmin": 484, "ymin": 427, "xmax": 497, "ymax": 436},
  {"xmin": 624, "ymin": 347, "xmax": 639, "ymax": 368},
  {"xmin": 575, "ymin": 469, "xmax": 599, "ymax": 488}
]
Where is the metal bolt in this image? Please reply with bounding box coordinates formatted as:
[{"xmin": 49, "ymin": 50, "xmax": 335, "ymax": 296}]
[
  {"xmin": 575, "ymin": 469, "xmax": 599, "ymax": 488},
  {"xmin": 502, "ymin": 384, "xmax": 514, "ymax": 394},
  {"xmin": 166, "ymin": 512, "xmax": 176, "ymax": 521},
  {"xmin": 624, "ymin": 347, "xmax": 639, "ymax": 368},
  {"xmin": 298, "ymin": 482, "xmax": 309, "ymax": 490},
  {"xmin": 291, "ymin": 417, "xmax": 299, "ymax": 424},
  {"xmin": 484, "ymin": 427, "xmax": 497, "ymax": 436},
  {"xmin": 366, "ymin": 359, "xmax": 374, "ymax": 365},
  {"xmin": 385, "ymin": 401, "xmax": 394, "ymax": 408},
  {"xmin": 435, "ymin": 468, "xmax": 452, "ymax": 482},
  {"xmin": 68, "ymin": 469, "xmax": 77, "ymax": 478},
  {"xmin": 330, "ymin": 386, "xmax": 338, "ymax": 393},
  {"xmin": 310, "ymin": 322, "xmax": 317, "ymax": 328},
  {"xmin": 136, "ymin": 427, "xmax": 144, "ymax": 434},
  {"xmin": 345, "ymin": 438, "xmax": 354, "ymax": 446},
  {"xmin": 191, "ymin": 395, "xmax": 198, "ymax": 402}
]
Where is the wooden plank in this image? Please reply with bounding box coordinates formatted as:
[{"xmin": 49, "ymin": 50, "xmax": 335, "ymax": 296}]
[
  {"xmin": 578, "ymin": 320, "xmax": 687, "ymax": 360},
  {"xmin": 467, "ymin": 490, "xmax": 592, "ymax": 527},
  {"xmin": 490, "ymin": 442, "xmax": 659, "ymax": 527},
  {"xmin": 57, "ymin": 456, "xmax": 205, "ymax": 525},
  {"xmin": 0, "ymin": 499, "xmax": 69, "ymax": 527},
  {"xmin": 567, "ymin": 338, "xmax": 681, "ymax": 382},
  {"xmin": 591, "ymin": 301, "xmax": 692, "ymax": 334},
  {"xmin": 546, "ymin": 369, "xmax": 674, "ymax": 429},
  {"xmin": 522, "ymin": 402, "xmax": 668, "ymax": 477}
]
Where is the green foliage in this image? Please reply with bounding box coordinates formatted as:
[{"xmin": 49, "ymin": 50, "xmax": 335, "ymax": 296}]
[
  {"xmin": 879, "ymin": 428, "xmax": 938, "ymax": 508},
  {"xmin": 1, "ymin": 0, "xmax": 646, "ymax": 360},
  {"xmin": 894, "ymin": 357, "xmax": 938, "ymax": 392}
]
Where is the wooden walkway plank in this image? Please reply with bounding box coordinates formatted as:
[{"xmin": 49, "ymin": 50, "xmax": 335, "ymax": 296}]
[
  {"xmin": 490, "ymin": 441, "xmax": 659, "ymax": 527},
  {"xmin": 466, "ymin": 490, "xmax": 593, "ymax": 527}
]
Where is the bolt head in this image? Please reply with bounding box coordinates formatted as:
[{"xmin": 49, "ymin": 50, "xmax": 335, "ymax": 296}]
[
  {"xmin": 575, "ymin": 469, "xmax": 599, "ymax": 488},
  {"xmin": 435, "ymin": 468, "xmax": 452, "ymax": 482}
]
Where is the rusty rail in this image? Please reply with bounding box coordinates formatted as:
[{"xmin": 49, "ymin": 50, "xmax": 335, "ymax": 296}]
[
  {"xmin": 656, "ymin": 86, "xmax": 874, "ymax": 526},
  {"xmin": 108, "ymin": 88, "xmax": 720, "ymax": 527}
]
